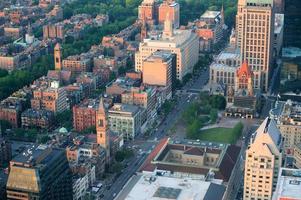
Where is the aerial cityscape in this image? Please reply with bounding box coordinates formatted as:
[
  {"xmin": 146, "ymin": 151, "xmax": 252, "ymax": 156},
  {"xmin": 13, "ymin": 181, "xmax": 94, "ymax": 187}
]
[{"xmin": 0, "ymin": 0, "xmax": 300, "ymax": 200}]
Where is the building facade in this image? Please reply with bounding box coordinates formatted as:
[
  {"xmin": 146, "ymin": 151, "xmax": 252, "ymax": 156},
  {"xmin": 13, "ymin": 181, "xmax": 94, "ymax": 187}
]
[
  {"xmin": 244, "ymin": 118, "xmax": 282, "ymax": 200},
  {"xmin": 108, "ymin": 104, "xmax": 141, "ymax": 140},
  {"xmin": 135, "ymin": 20, "xmax": 198, "ymax": 80},
  {"xmin": 236, "ymin": 0, "xmax": 274, "ymax": 92},
  {"xmin": 6, "ymin": 145, "xmax": 73, "ymax": 200}
]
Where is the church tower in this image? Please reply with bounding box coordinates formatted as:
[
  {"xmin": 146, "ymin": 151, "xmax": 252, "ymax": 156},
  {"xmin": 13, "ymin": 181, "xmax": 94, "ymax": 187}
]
[
  {"xmin": 96, "ymin": 98, "xmax": 110, "ymax": 162},
  {"xmin": 54, "ymin": 43, "xmax": 62, "ymax": 71}
]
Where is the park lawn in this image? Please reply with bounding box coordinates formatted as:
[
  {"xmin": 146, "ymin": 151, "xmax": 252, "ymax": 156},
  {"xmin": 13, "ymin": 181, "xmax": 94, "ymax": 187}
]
[{"xmin": 196, "ymin": 126, "xmax": 242, "ymax": 144}]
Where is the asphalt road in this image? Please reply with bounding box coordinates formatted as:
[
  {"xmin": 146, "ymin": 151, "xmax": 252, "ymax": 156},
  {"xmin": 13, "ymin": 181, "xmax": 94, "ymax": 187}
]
[{"xmin": 102, "ymin": 68, "xmax": 210, "ymax": 200}]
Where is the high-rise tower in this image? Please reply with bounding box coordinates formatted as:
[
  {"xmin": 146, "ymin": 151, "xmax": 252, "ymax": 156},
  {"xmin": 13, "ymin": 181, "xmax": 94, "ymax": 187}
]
[
  {"xmin": 96, "ymin": 98, "xmax": 110, "ymax": 161},
  {"xmin": 243, "ymin": 118, "xmax": 282, "ymax": 200},
  {"xmin": 54, "ymin": 43, "xmax": 62, "ymax": 71},
  {"xmin": 236, "ymin": 0, "xmax": 274, "ymax": 92}
]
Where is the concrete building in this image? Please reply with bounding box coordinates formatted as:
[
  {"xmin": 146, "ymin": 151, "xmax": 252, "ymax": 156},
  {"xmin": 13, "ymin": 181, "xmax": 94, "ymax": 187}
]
[
  {"xmin": 140, "ymin": 138, "xmax": 241, "ymax": 200},
  {"xmin": 236, "ymin": 0, "xmax": 274, "ymax": 92},
  {"xmin": 123, "ymin": 175, "xmax": 225, "ymax": 200},
  {"xmin": 43, "ymin": 24, "xmax": 64, "ymax": 40},
  {"xmin": 6, "ymin": 144, "xmax": 73, "ymax": 200},
  {"xmin": 21, "ymin": 109, "xmax": 54, "ymax": 130},
  {"xmin": 158, "ymin": 0, "xmax": 180, "ymax": 28},
  {"xmin": 135, "ymin": 19, "xmax": 198, "ymax": 80},
  {"xmin": 272, "ymin": 168, "xmax": 301, "ymax": 200},
  {"xmin": 31, "ymin": 81, "xmax": 68, "ymax": 113},
  {"xmin": 243, "ymin": 118, "xmax": 283, "ymax": 200},
  {"xmin": 108, "ymin": 103, "xmax": 141, "ymax": 140},
  {"xmin": 142, "ymin": 51, "xmax": 175, "ymax": 99}
]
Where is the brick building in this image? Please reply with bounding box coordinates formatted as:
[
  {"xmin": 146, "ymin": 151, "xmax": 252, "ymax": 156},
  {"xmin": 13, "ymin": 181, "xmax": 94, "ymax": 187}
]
[
  {"xmin": 73, "ymin": 99, "xmax": 98, "ymax": 132},
  {"xmin": 43, "ymin": 24, "xmax": 64, "ymax": 40},
  {"xmin": 21, "ymin": 109, "xmax": 54, "ymax": 130}
]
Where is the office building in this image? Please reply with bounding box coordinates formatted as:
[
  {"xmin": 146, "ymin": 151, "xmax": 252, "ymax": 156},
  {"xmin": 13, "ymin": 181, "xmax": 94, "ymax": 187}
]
[
  {"xmin": 140, "ymin": 138, "xmax": 241, "ymax": 200},
  {"xmin": 135, "ymin": 18, "xmax": 198, "ymax": 80},
  {"xmin": 6, "ymin": 144, "xmax": 73, "ymax": 200},
  {"xmin": 272, "ymin": 168, "xmax": 301, "ymax": 200},
  {"xmin": 243, "ymin": 118, "xmax": 283, "ymax": 200},
  {"xmin": 236, "ymin": 0, "xmax": 274, "ymax": 92},
  {"xmin": 108, "ymin": 104, "xmax": 141, "ymax": 140}
]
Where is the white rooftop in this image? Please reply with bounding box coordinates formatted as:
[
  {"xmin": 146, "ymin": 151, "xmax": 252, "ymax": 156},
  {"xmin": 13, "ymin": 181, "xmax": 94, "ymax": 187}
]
[
  {"xmin": 201, "ymin": 11, "xmax": 220, "ymax": 19},
  {"xmin": 125, "ymin": 175, "xmax": 213, "ymax": 200},
  {"xmin": 142, "ymin": 29, "xmax": 194, "ymax": 48},
  {"xmin": 273, "ymin": 168, "xmax": 301, "ymax": 200},
  {"xmin": 274, "ymin": 14, "xmax": 284, "ymax": 34}
]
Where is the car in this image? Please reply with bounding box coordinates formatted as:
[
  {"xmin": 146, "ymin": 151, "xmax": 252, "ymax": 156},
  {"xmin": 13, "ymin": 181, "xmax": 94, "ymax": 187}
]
[{"xmin": 113, "ymin": 193, "xmax": 117, "ymax": 197}]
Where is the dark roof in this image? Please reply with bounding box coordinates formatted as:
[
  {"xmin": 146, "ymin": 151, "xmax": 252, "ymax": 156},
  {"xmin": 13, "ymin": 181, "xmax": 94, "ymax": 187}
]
[
  {"xmin": 184, "ymin": 147, "xmax": 204, "ymax": 156},
  {"xmin": 215, "ymin": 145, "xmax": 241, "ymax": 182},
  {"xmin": 203, "ymin": 183, "xmax": 226, "ymax": 200}
]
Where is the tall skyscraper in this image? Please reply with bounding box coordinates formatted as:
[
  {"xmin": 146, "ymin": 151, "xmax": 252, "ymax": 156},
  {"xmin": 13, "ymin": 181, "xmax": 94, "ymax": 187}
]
[
  {"xmin": 96, "ymin": 98, "xmax": 110, "ymax": 161},
  {"xmin": 236, "ymin": 0, "xmax": 274, "ymax": 92},
  {"xmin": 244, "ymin": 118, "xmax": 282, "ymax": 200},
  {"xmin": 54, "ymin": 43, "xmax": 62, "ymax": 71},
  {"xmin": 6, "ymin": 145, "xmax": 73, "ymax": 200}
]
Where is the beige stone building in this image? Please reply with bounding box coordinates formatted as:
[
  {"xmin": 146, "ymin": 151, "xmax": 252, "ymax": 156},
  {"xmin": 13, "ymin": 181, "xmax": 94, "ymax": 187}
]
[
  {"xmin": 269, "ymin": 100, "xmax": 301, "ymax": 155},
  {"xmin": 244, "ymin": 118, "xmax": 283, "ymax": 200},
  {"xmin": 135, "ymin": 18, "xmax": 199, "ymax": 80},
  {"xmin": 294, "ymin": 143, "xmax": 301, "ymax": 169},
  {"xmin": 142, "ymin": 51, "xmax": 174, "ymax": 100},
  {"xmin": 236, "ymin": 0, "xmax": 274, "ymax": 92}
]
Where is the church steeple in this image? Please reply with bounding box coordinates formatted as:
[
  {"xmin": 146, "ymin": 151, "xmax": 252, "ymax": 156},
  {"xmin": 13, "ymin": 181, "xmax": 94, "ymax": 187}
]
[{"xmin": 96, "ymin": 98, "xmax": 110, "ymax": 162}]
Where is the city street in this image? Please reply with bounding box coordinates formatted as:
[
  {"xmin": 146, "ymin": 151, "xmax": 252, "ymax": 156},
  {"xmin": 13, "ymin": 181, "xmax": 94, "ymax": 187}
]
[{"xmin": 102, "ymin": 68, "xmax": 210, "ymax": 200}]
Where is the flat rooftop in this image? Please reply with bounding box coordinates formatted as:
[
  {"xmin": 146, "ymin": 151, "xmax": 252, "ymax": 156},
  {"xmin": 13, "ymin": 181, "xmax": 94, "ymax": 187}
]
[
  {"xmin": 11, "ymin": 144, "xmax": 62, "ymax": 167},
  {"xmin": 109, "ymin": 103, "xmax": 140, "ymax": 114},
  {"xmin": 201, "ymin": 11, "xmax": 220, "ymax": 19},
  {"xmin": 273, "ymin": 168, "xmax": 301, "ymax": 200},
  {"xmin": 124, "ymin": 175, "xmax": 225, "ymax": 200},
  {"xmin": 274, "ymin": 13, "xmax": 284, "ymax": 34}
]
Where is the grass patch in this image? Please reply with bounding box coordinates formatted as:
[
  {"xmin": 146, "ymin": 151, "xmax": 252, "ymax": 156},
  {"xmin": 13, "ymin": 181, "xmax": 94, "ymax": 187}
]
[{"xmin": 189, "ymin": 122, "xmax": 244, "ymax": 144}]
